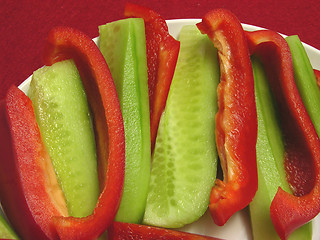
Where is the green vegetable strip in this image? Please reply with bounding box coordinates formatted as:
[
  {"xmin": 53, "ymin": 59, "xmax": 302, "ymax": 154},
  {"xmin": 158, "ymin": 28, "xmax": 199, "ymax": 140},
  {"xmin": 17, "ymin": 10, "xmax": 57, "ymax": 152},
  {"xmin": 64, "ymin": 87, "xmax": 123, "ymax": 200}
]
[
  {"xmin": 286, "ymin": 35, "xmax": 320, "ymax": 137},
  {"xmin": 250, "ymin": 56, "xmax": 312, "ymax": 240},
  {"xmin": 0, "ymin": 213, "xmax": 18, "ymax": 239},
  {"xmin": 29, "ymin": 60, "xmax": 99, "ymax": 218},
  {"xmin": 99, "ymin": 18, "xmax": 151, "ymax": 224},
  {"xmin": 143, "ymin": 25, "xmax": 219, "ymax": 228}
]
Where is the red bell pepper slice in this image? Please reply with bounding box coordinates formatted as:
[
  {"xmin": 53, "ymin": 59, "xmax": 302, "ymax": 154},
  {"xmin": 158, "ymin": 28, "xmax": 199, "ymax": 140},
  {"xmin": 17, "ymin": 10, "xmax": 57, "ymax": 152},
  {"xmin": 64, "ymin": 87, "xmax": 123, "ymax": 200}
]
[
  {"xmin": 196, "ymin": 9, "xmax": 258, "ymax": 226},
  {"xmin": 246, "ymin": 29, "xmax": 320, "ymax": 240},
  {"xmin": 124, "ymin": 3, "xmax": 180, "ymax": 151},
  {"xmin": 108, "ymin": 222, "xmax": 224, "ymax": 240},
  {"xmin": 0, "ymin": 27, "xmax": 125, "ymax": 240},
  {"xmin": 0, "ymin": 86, "xmax": 68, "ymax": 240},
  {"xmin": 42, "ymin": 26, "xmax": 125, "ymax": 239}
]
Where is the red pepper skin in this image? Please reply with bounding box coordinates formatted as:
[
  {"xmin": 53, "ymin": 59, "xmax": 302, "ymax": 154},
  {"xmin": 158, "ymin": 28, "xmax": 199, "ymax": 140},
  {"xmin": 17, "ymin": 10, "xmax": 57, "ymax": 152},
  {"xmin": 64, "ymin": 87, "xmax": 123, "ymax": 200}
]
[
  {"xmin": 0, "ymin": 86, "xmax": 64, "ymax": 240},
  {"xmin": 0, "ymin": 27, "xmax": 125, "ymax": 240},
  {"xmin": 246, "ymin": 30, "xmax": 320, "ymax": 240},
  {"xmin": 197, "ymin": 9, "xmax": 258, "ymax": 226},
  {"xmin": 108, "ymin": 222, "xmax": 224, "ymax": 240},
  {"xmin": 314, "ymin": 69, "xmax": 320, "ymax": 87},
  {"xmin": 42, "ymin": 26, "xmax": 125, "ymax": 240},
  {"xmin": 124, "ymin": 3, "xmax": 180, "ymax": 151}
]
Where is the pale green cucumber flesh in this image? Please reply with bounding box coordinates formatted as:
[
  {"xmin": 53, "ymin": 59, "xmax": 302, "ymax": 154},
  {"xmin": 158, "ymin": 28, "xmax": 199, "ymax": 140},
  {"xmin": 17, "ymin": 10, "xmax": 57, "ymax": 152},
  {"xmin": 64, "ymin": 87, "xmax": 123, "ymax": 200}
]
[
  {"xmin": 99, "ymin": 18, "xmax": 151, "ymax": 223},
  {"xmin": 143, "ymin": 25, "xmax": 219, "ymax": 228},
  {"xmin": 0, "ymin": 214, "xmax": 18, "ymax": 239},
  {"xmin": 28, "ymin": 60, "xmax": 99, "ymax": 217},
  {"xmin": 286, "ymin": 35, "xmax": 320, "ymax": 139},
  {"xmin": 250, "ymin": 57, "xmax": 312, "ymax": 240}
]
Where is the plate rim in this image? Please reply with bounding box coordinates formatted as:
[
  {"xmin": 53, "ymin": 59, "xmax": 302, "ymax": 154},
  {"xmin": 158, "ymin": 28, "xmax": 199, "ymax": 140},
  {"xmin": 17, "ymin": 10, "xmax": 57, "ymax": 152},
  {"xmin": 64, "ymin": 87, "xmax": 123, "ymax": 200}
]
[
  {"xmin": 19, "ymin": 18, "xmax": 320, "ymax": 91},
  {"xmin": 17, "ymin": 18, "xmax": 320, "ymax": 240}
]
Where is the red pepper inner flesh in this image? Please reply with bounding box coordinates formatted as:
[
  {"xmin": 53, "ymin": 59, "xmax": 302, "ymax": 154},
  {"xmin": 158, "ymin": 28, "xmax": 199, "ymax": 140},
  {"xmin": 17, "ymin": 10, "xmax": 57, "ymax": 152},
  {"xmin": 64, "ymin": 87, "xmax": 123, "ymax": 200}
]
[
  {"xmin": 0, "ymin": 86, "xmax": 69, "ymax": 239},
  {"xmin": 284, "ymin": 130, "xmax": 315, "ymax": 197},
  {"xmin": 251, "ymin": 41, "xmax": 316, "ymax": 197},
  {"xmin": 197, "ymin": 9, "xmax": 258, "ymax": 226}
]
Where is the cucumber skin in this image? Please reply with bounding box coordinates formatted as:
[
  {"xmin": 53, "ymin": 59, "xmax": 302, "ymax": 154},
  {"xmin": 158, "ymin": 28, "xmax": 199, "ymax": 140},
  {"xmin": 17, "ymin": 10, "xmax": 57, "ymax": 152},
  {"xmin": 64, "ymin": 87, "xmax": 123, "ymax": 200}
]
[
  {"xmin": 99, "ymin": 18, "xmax": 151, "ymax": 224},
  {"xmin": 142, "ymin": 25, "xmax": 219, "ymax": 228},
  {"xmin": 0, "ymin": 214, "xmax": 18, "ymax": 239},
  {"xmin": 250, "ymin": 57, "xmax": 312, "ymax": 240},
  {"xmin": 28, "ymin": 60, "xmax": 99, "ymax": 218}
]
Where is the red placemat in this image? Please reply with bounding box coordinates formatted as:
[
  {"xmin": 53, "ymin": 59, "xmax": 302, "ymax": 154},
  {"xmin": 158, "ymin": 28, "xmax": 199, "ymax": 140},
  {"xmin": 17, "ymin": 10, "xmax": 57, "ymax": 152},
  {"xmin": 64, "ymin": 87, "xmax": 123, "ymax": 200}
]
[{"xmin": 1, "ymin": 0, "xmax": 320, "ymax": 98}]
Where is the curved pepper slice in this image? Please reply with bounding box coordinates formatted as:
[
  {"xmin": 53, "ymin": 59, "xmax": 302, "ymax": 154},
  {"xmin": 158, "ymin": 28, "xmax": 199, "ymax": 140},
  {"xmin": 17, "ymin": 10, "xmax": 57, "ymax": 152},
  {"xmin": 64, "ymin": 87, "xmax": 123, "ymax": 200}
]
[
  {"xmin": 196, "ymin": 9, "xmax": 258, "ymax": 226},
  {"xmin": 0, "ymin": 27, "xmax": 125, "ymax": 240},
  {"xmin": 124, "ymin": 3, "xmax": 180, "ymax": 151},
  {"xmin": 246, "ymin": 30, "xmax": 320, "ymax": 240},
  {"xmin": 107, "ymin": 222, "xmax": 224, "ymax": 240},
  {"xmin": 0, "ymin": 86, "xmax": 66, "ymax": 240},
  {"xmin": 42, "ymin": 26, "xmax": 126, "ymax": 239}
]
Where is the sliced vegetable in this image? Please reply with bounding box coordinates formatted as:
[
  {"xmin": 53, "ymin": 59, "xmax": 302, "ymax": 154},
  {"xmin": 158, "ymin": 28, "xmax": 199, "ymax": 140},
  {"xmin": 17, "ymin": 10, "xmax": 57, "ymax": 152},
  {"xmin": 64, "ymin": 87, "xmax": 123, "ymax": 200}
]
[
  {"xmin": 249, "ymin": 56, "xmax": 312, "ymax": 240},
  {"xmin": 124, "ymin": 2, "xmax": 180, "ymax": 151},
  {"xmin": 246, "ymin": 29, "xmax": 320, "ymax": 240},
  {"xmin": 28, "ymin": 59, "xmax": 100, "ymax": 218},
  {"xmin": 43, "ymin": 26, "xmax": 125, "ymax": 240},
  {"xmin": 0, "ymin": 26, "xmax": 125, "ymax": 240},
  {"xmin": 142, "ymin": 25, "xmax": 219, "ymax": 228},
  {"xmin": 197, "ymin": 9, "xmax": 258, "ymax": 226},
  {"xmin": 0, "ymin": 86, "xmax": 68, "ymax": 240},
  {"xmin": 99, "ymin": 17, "xmax": 151, "ymax": 224},
  {"xmin": 108, "ymin": 222, "xmax": 224, "ymax": 240},
  {"xmin": 286, "ymin": 36, "xmax": 320, "ymax": 140},
  {"xmin": 0, "ymin": 212, "xmax": 19, "ymax": 239}
]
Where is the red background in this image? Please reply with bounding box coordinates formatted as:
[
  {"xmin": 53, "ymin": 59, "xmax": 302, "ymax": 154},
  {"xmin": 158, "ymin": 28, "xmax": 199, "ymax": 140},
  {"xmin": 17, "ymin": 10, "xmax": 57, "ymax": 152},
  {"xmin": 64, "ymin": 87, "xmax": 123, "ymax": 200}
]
[{"xmin": 1, "ymin": 0, "xmax": 320, "ymax": 99}]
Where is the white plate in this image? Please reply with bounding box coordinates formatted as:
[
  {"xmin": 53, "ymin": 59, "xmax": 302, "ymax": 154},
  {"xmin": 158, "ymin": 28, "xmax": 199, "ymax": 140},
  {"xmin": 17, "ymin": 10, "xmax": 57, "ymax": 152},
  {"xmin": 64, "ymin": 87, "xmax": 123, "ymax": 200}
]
[{"xmin": 18, "ymin": 19, "xmax": 320, "ymax": 240}]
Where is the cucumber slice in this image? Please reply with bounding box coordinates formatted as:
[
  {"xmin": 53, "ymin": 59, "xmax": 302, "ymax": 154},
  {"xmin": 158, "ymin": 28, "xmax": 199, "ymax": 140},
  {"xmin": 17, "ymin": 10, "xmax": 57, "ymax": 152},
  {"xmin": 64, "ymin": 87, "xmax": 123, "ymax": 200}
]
[
  {"xmin": 99, "ymin": 18, "xmax": 151, "ymax": 223},
  {"xmin": 0, "ymin": 213, "xmax": 18, "ymax": 239},
  {"xmin": 250, "ymin": 56, "xmax": 312, "ymax": 240},
  {"xmin": 28, "ymin": 59, "xmax": 99, "ymax": 218},
  {"xmin": 142, "ymin": 25, "xmax": 219, "ymax": 228}
]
